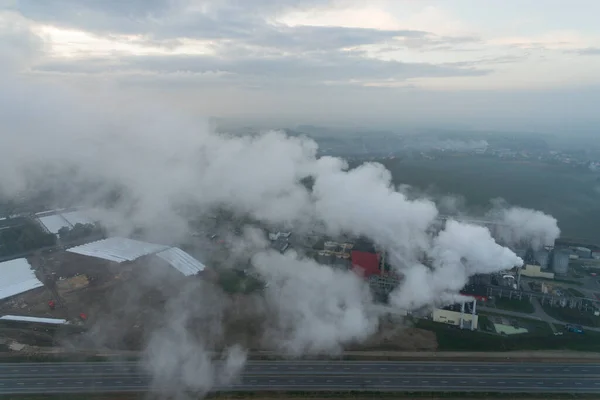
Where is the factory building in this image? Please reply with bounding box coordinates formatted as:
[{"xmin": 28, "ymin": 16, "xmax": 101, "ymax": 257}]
[
  {"xmin": 551, "ymin": 248, "xmax": 571, "ymax": 275},
  {"xmin": 351, "ymin": 251, "xmax": 381, "ymax": 277},
  {"xmin": 432, "ymin": 299, "xmax": 478, "ymax": 330},
  {"xmin": 520, "ymin": 264, "xmax": 555, "ymax": 279}
]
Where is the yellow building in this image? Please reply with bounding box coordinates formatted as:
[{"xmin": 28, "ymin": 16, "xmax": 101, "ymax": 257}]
[
  {"xmin": 520, "ymin": 264, "xmax": 554, "ymax": 279},
  {"xmin": 432, "ymin": 308, "xmax": 479, "ymax": 330}
]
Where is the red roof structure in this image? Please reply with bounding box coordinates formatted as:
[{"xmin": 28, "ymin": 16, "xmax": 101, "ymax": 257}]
[{"xmin": 351, "ymin": 251, "xmax": 380, "ymax": 277}]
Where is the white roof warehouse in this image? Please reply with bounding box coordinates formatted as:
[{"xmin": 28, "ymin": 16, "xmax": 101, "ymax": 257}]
[
  {"xmin": 67, "ymin": 237, "xmax": 206, "ymax": 276},
  {"xmin": 0, "ymin": 258, "xmax": 44, "ymax": 301}
]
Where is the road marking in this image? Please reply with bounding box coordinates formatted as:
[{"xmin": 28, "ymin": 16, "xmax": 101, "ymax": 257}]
[
  {"xmin": 460, "ymin": 381, "xmax": 467, "ymax": 384},
  {"xmin": 36, "ymin": 382, "xmax": 43, "ymax": 385},
  {"xmin": 365, "ymin": 380, "xmax": 372, "ymax": 383},
  {"xmin": 383, "ymin": 380, "xmax": 390, "ymax": 384},
  {"xmin": 95, "ymin": 382, "xmax": 103, "ymax": 384},
  {"xmin": 135, "ymin": 380, "xmax": 142, "ymax": 384},
  {"xmin": 269, "ymin": 380, "xmax": 276, "ymax": 383},
  {"xmin": 31, "ymin": 369, "xmax": 38, "ymax": 372},
  {"xmin": 479, "ymin": 381, "xmax": 486, "ymax": 384},
  {"xmin": 76, "ymin": 381, "xmax": 83, "ymax": 385},
  {"xmin": 116, "ymin": 381, "xmax": 122, "ymax": 384},
  {"xmin": 498, "ymin": 382, "xmax": 505, "ymax": 384},
  {"xmin": 327, "ymin": 380, "xmax": 333, "ymax": 383},
  {"xmin": 555, "ymin": 382, "xmax": 564, "ymax": 385},
  {"xmin": 576, "ymin": 382, "xmax": 582, "ymax": 385},
  {"xmin": 345, "ymin": 380, "xmax": 353, "ymax": 383},
  {"xmin": 402, "ymin": 381, "xmax": 410, "ymax": 384},
  {"xmin": 17, "ymin": 383, "xmax": 24, "ymax": 386},
  {"xmin": 441, "ymin": 380, "xmax": 448, "ymax": 384},
  {"xmin": 517, "ymin": 382, "xmax": 525, "ymax": 384},
  {"xmin": 57, "ymin": 382, "xmax": 63, "ymax": 385},
  {"xmin": 422, "ymin": 381, "xmax": 429, "ymax": 384}
]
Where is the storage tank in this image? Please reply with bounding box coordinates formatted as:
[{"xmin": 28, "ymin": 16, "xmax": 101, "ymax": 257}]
[
  {"xmin": 552, "ymin": 249, "xmax": 571, "ymax": 275},
  {"xmin": 534, "ymin": 249, "xmax": 550, "ymax": 269}
]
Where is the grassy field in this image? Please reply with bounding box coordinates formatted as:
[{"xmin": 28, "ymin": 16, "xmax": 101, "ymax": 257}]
[
  {"xmin": 380, "ymin": 155, "xmax": 600, "ymax": 242},
  {"xmin": 493, "ymin": 298, "xmax": 535, "ymax": 314},
  {"xmin": 541, "ymin": 304, "xmax": 600, "ymax": 327},
  {"xmin": 415, "ymin": 318, "xmax": 600, "ymax": 352}
]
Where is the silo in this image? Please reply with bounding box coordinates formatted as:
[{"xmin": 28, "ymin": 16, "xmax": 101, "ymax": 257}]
[
  {"xmin": 575, "ymin": 247, "xmax": 592, "ymax": 259},
  {"xmin": 534, "ymin": 249, "xmax": 550, "ymax": 269},
  {"xmin": 552, "ymin": 249, "xmax": 571, "ymax": 275}
]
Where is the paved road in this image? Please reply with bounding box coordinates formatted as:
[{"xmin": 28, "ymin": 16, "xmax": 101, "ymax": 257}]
[{"xmin": 1, "ymin": 361, "xmax": 600, "ymax": 394}]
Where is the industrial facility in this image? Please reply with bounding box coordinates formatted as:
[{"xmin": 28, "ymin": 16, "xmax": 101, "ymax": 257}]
[{"xmin": 432, "ymin": 299, "xmax": 478, "ymax": 330}]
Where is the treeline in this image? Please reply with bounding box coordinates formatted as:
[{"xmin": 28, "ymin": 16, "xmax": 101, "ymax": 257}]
[{"xmin": 0, "ymin": 218, "xmax": 56, "ymax": 258}]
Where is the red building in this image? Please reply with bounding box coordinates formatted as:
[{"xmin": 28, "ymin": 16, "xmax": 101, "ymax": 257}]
[{"xmin": 351, "ymin": 251, "xmax": 380, "ymax": 278}]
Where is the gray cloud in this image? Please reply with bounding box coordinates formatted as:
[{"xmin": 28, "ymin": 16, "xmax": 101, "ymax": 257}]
[
  {"xmin": 571, "ymin": 47, "xmax": 600, "ymax": 55},
  {"xmin": 34, "ymin": 50, "xmax": 489, "ymax": 85}
]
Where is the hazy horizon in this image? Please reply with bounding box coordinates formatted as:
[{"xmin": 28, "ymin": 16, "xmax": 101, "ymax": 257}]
[{"xmin": 1, "ymin": 0, "xmax": 599, "ymax": 132}]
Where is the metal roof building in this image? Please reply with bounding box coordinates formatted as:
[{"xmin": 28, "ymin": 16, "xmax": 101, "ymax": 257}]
[
  {"xmin": 155, "ymin": 247, "xmax": 206, "ymax": 276},
  {"xmin": 0, "ymin": 315, "xmax": 68, "ymax": 325},
  {"xmin": 36, "ymin": 209, "xmax": 97, "ymax": 235},
  {"xmin": 67, "ymin": 237, "xmax": 170, "ymax": 263},
  {"xmin": 0, "ymin": 258, "xmax": 44, "ymax": 301},
  {"xmin": 67, "ymin": 237, "xmax": 206, "ymax": 276},
  {"xmin": 38, "ymin": 213, "xmax": 72, "ymax": 234}
]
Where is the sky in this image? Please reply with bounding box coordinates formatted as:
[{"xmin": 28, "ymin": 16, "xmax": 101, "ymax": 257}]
[{"xmin": 1, "ymin": 0, "xmax": 600, "ymax": 131}]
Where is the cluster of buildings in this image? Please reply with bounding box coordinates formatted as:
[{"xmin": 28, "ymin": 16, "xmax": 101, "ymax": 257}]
[{"xmin": 0, "ymin": 206, "xmax": 209, "ymax": 335}]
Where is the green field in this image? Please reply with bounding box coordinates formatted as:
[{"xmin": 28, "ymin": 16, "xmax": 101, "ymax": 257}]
[
  {"xmin": 541, "ymin": 304, "xmax": 600, "ymax": 327},
  {"xmin": 379, "ymin": 155, "xmax": 600, "ymax": 242},
  {"xmin": 415, "ymin": 318, "xmax": 600, "ymax": 352}
]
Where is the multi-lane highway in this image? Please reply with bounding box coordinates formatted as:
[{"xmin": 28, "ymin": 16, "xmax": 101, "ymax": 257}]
[{"xmin": 1, "ymin": 360, "xmax": 600, "ymax": 394}]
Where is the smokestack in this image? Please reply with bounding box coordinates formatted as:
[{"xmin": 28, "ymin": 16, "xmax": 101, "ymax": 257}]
[
  {"xmin": 471, "ymin": 299, "xmax": 477, "ymax": 331},
  {"xmin": 459, "ymin": 301, "xmax": 465, "ymax": 329}
]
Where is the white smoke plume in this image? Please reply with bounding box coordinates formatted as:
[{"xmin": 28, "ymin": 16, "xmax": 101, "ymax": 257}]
[
  {"xmin": 253, "ymin": 250, "xmax": 378, "ymax": 356},
  {"xmin": 0, "ymin": 75, "xmax": 547, "ymax": 395},
  {"xmin": 486, "ymin": 204, "xmax": 561, "ymax": 250},
  {"xmin": 390, "ymin": 220, "xmax": 524, "ymax": 310}
]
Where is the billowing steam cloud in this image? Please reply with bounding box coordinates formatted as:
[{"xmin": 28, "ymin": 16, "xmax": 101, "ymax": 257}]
[
  {"xmin": 253, "ymin": 250, "xmax": 378, "ymax": 356},
  {"xmin": 390, "ymin": 221, "xmax": 524, "ymax": 309},
  {"xmin": 487, "ymin": 204, "xmax": 561, "ymax": 250},
  {"xmin": 0, "ymin": 76, "xmax": 553, "ymax": 395}
]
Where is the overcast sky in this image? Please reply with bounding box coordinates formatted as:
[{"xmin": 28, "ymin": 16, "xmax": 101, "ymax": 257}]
[{"xmin": 1, "ymin": 0, "xmax": 600, "ymax": 132}]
